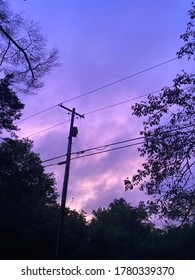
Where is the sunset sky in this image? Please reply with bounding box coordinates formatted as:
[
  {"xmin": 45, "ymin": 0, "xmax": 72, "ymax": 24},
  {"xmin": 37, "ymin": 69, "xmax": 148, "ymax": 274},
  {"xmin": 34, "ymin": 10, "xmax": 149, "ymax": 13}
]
[{"xmin": 9, "ymin": 0, "xmax": 194, "ymax": 217}]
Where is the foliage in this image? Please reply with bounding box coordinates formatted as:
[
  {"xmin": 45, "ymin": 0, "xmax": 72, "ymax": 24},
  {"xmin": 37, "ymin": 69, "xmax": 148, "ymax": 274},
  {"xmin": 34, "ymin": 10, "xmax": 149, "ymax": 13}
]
[
  {"xmin": 0, "ymin": 137, "xmax": 58, "ymax": 207},
  {"xmin": 125, "ymin": 3, "xmax": 195, "ymax": 224},
  {"xmin": 177, "ymin": 2, "xmax": 195, "ymax": 60},
  {"xmin": 86, "ymin": 198, "xmax": 195, "ymax": 260},
  {"xmin": 0, "ymin": 75, "xmax": 24, "ymax": 136},
  {"xmin": 88, "ymin": 198, "xmax": 154, "ymax": 259},
  {"xmin": 0, "ymin": 137, "xmax": 58, "ymax": 259},
  {"xmin": 160, "ymin": 223, "xmax": 195, "ymax": 259},
  {"xmin": 59, "ymin": 209, "xmax": 88, "ymax": 260},
  {"xmin": 0, "ymin": 137, "xmax": 88, "ymax": 259},
  {"xmin": 0, "ymin": 0, "xmax": 59, "ymax": 93}
]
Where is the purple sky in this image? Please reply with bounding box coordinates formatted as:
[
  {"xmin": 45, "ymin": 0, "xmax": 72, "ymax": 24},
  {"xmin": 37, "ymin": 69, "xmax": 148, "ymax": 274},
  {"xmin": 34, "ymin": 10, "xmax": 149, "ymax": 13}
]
[{"xmin": 9, "ymin": 0, "xmax": 194, "ymax": 216}]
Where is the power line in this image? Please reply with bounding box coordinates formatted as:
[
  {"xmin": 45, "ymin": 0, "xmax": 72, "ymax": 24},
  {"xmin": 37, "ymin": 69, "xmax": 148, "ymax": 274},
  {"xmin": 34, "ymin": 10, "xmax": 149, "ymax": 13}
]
[
  {"xmin": 15, "ymin": 57, "xmax": 177, "ymax": 124},
  {"xmin": 24, "ymin": 88, "xmax": 164, "ymax": 138},
  {"xmin": 43, "ymin": 162, "xmax": 58, "ymax": 168},
  {"xmin": 84, "ymin": 90, "xmax": 162, "ymax": 116},
  {"xmin": 72, "ymin": 136, "xmax": 145, "ymax": 155},
  {"xmin": 42, "ymin": 124, "xmax": 195, "ymax": 166},
  {"xmin": 59, "ymin": 58, "xmax": 177, "ymax": 105},
  {"xmin": 25, "ymin": 120, "xmax": 70, "ymax": 138},
  {"xmin": 24, "ymin": 83, "xmax": 192, "ymax": 139},
  {"xmin": 68, "ymin": 126, "xmax": 195, "ymax": 162},
  {"xmin": 15, "ymin": 105, "xmax": 58, "ymax": 124},
  {"xmin": 43, "ymin": 141, "xmax": 144, "ymax": 168},
  {"xmin": 41, "ymin": 153, "xmax": 67, "ymax": 163},
  {"xmin": 42, "ymin": 135, "xmax": 145, "ymax": 163},
  {"xmin": 68, "ymin": 141, "xmax": 145, "ymax": 162}
]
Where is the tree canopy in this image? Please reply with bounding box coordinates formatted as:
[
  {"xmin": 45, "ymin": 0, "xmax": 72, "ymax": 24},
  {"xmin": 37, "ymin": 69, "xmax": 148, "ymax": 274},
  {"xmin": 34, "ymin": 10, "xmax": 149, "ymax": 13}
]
[
  {"xmin": 0, "ymin": 137, "xmax": 58, "ymax": 210},
  {"xmin": 125, "ymin": 3, "xmax": 195, "ymax": 225},
  {"xmin": 0, "ymin": 137, "xmax": 60, "ymax": 259},
  {"xmin": 0, "ymin": 75, "xmax": 24, "ymax": 136},
  {"xmin": 88, "ymin": 198, "xmax": 154, "ymax": 259},
  {"xmin": 86, "ymin": 198, "xmax": 195, "ymax": 260},
  {"xmin": 0, "ymin": 0, "xmax": 59, "ymax": 93}
]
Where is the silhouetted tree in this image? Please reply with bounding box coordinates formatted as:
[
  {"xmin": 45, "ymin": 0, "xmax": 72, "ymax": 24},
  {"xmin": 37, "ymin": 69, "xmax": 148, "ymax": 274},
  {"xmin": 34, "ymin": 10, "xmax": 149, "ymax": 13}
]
[
  {"xmin": 87, "ymin": 198, "xmax": 195, "ymax": 260},
  {"xmin": 125, "ymin": 3, "xmax": 195, "ymax": 225},
  {"xmin": 88, "ymin": 198, "xmax": 154, "ymax": 259},
  {"xmin": 0, "ymin": 75, "xmax": 24, "ymax": 136},
  {"xmin": 0, "ymin": 137, "xmax": 58, "ymax": 259},
  {"xmin": 0, "ymin": 0, "xmax": 59, "ymax": 93},
  {"xmin": 163, "ymin": 223, "xmax": 195, "ymax": 259},
  {"xmin": 59, "ymin": 209, "xmax": 88, "ymax": 260}
]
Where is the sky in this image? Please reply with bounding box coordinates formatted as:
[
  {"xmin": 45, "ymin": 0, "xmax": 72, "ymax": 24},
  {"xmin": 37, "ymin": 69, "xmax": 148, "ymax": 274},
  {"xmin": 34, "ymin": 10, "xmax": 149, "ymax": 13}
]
[{"xmin": 8, "ymin": 0, "xmax": 194, "ymax": 218}]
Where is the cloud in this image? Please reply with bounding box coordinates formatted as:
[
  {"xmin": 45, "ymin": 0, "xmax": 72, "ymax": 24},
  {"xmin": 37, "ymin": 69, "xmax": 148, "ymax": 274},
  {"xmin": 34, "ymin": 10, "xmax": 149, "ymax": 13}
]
[{"xmin": 10, "ymin": 0, "xmax": 193, "ymax": 217}]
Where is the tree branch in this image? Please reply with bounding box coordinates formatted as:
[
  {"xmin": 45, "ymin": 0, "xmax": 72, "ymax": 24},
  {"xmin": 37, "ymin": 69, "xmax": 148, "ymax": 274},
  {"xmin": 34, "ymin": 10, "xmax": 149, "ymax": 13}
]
[
  {"xmin": 0, "ymin": 39, "xmax": 10, "ymax": 65},
  {"xmin": 0, "ymin": 25, "xmax": 35, "ymax": 79}
]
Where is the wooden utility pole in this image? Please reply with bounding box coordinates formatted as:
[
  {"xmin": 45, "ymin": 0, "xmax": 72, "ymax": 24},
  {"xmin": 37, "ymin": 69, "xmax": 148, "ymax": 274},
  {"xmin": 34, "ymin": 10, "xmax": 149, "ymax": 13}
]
[{"xmin": 55, "ymin": 104, "xmax": 84, "ymax": 259}]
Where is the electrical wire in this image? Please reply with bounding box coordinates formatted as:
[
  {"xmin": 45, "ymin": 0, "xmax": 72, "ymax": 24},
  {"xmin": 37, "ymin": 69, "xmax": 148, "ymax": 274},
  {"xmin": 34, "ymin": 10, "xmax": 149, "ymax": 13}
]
[
  {"xmin": 15, "ymin": 57, "xmax": 177, "ymax": 124},
  {"xmin": 43, "ymin": 163, "xmax": 59, "ymax": 168},
  {"xmin": 25, "ymin": 120, "xmax": 70, "ymax": 138},
  {"xmin": 23, "ymin": 88, "xmax": 164, "ymax": 138},
  {"xmin": 42, "ymin": 154, "xmax": 67, "ymax": 163},
  {"xmin": 41, "ymin": 135, "xmax": 145, "ymax": 163},
  {"xmin": 84, "ymin": 90, "xmax": 161, "ymax": 116},
  {"xmin": 42, "ymin": 124, "xmax": 195, "ymax": 166},
  {"xmin": 72, "ymin": 136, "xmax": 145, "ymax": 156},
  {"xmin": 43, "ymin": 141, "xmax": 144, "ymax": 167},
  {"xmin": 24, "ymin": 84, "xmax": 192, "ymax": 139},
  {"xmin": 15, "ymin": 105, "xmax": 58, "ymax": 124},
  {"xmin": 59, "ymin": 58, "xmax": 177, "ymax": 105},
  {"xmin": 68, "ymin": 141, "xmax": 145, "ymax": 162},
  {"xmin": 69, "ymin": 126, "xmax": 195, "ymax": 162}
]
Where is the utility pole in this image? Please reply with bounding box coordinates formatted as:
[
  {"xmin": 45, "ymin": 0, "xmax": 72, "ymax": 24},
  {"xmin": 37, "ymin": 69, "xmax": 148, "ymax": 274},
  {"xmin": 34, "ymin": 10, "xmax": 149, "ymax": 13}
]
[{"xmin": 55, "ymin": 104, "xmax": 84, "ymax": 260}]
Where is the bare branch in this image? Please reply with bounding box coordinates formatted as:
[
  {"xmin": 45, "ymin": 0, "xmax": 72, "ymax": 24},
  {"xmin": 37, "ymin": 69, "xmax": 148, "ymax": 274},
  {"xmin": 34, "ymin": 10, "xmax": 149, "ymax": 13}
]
[
  {"xmin": 0, "ymin": 2, "xmax": 59, "ymax": 94},
  {"xmin": 0, "ymin": 25, "xmax": 35, "ymax": 78},
  {"xmin": 0, "ymin": 37, "xmax": 10, "ymax": 65}
]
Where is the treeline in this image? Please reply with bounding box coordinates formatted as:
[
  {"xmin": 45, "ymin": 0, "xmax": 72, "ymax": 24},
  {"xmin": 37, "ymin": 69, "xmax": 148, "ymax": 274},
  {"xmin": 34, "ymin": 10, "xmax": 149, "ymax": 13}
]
[{"xmin": 0, "ymin": 172, "xmax": 195, "ymax": 261}]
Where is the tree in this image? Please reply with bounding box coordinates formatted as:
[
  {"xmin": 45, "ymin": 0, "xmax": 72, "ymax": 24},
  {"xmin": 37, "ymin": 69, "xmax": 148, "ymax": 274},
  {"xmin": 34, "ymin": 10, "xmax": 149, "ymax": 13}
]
[
  {"xmin": 0, "ymin": 137, "xmax": 89, "ymax": 259},
  {"xmin": 59, "ymin": 208, "xmax": 88, "ymax": 260},
  {"xmin": 0, "ymin": 75, "xmax": 24, "ymax": 136},
  {"xmin": 88, "ymin": 198, "xmax": 154, "ymax": 259},
  {"xmin": 177, "ymin": 2, "xmax": 195, "ymax": 60},
  {"xmin": 125, "ymin": 3, "xmax": 195, "ymax": 225},
  {"xmin": 160, "ymin": 223, "xmax": 195, "ymax": 259},
  {"xmin": 0, "ymin": 0, "xmax": 59, "ymax": 93},
  {"xmin": 0, "ymin": 137, "xmax": 58, "ymax": 259}
]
